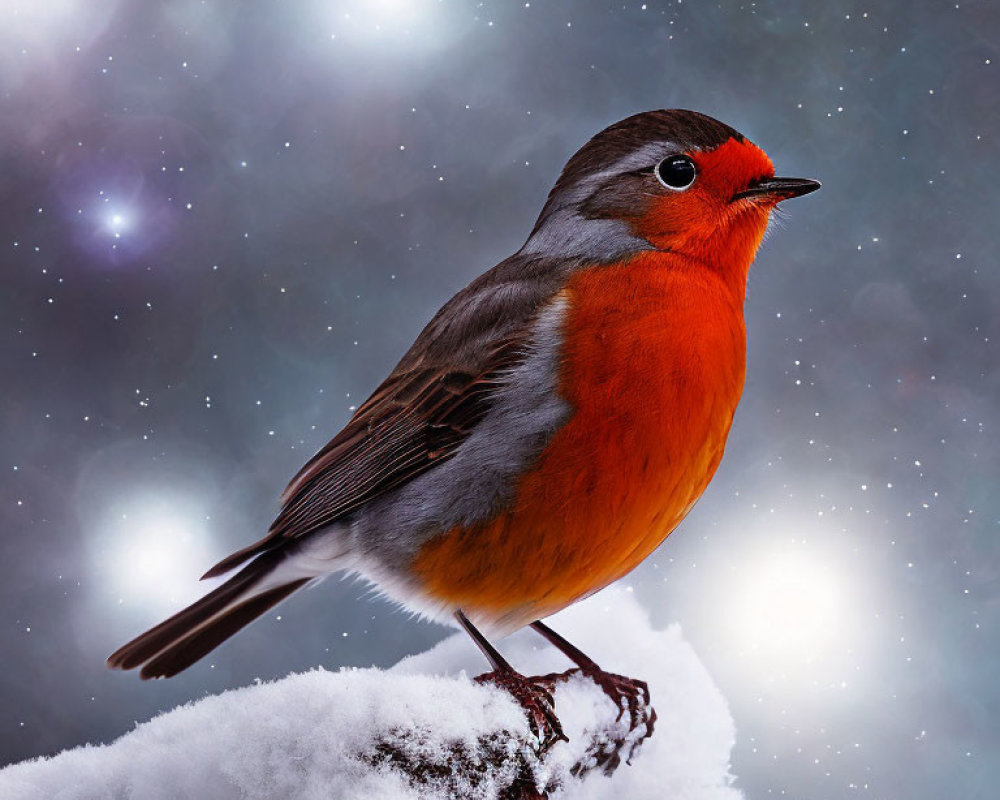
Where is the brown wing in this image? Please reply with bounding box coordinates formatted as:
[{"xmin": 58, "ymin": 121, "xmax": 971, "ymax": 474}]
[
  {"xmin": 202, "ymin": 252, "xmax": 577, "ymax": 580},
  {"xmin": 202, "ymin": 340, "xmax": 524, "ymax": 579}
]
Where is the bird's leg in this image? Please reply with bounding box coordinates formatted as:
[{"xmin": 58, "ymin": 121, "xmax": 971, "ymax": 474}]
[
  {"xmin": 530, "ymin": 620, "xmax": 655, "ymax": 737},
  {"xmin": 455, "ymin": 610, "xmax": 568, "ymax": 752}
]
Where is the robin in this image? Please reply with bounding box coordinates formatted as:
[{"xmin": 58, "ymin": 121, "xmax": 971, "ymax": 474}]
[{"xmin": 108, "ymin": 109, "xmax": 819, "ymax": 746}]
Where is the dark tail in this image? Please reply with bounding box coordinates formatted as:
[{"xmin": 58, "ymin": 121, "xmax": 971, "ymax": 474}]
[{"xmin": 107, "ymin": 551, "xmax": 311, "ymax": 680}]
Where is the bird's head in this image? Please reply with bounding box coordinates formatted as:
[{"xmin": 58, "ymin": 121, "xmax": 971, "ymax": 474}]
[{"xmin": 522, "ymin": 109, "xmax": 819, "ymax": 275}]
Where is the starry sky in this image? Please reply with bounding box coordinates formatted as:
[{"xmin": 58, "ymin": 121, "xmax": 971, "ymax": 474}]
[{"xmin": 2, "ymin": 1, "xmax": 997, "ymax": 798}]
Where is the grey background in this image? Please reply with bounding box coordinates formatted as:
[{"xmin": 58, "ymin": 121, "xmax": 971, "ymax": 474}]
[{"xmin": 1, "ymin": 1, "xmax": 997, "ymax": 798}]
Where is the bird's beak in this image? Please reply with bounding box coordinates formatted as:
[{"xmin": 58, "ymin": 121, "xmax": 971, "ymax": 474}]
[{"xmin": 731, "ymin": 177, "xmax": 821, "ymax": 203}]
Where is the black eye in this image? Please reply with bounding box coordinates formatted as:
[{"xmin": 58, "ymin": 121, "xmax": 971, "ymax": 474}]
[{"xmin": 655, "ymin": 155, "xmax": 697, "ymax": 190}]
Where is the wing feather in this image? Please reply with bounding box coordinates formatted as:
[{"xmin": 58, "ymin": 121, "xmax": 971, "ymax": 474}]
[{"xmin": 201, "ymin": 254, "xmax": 576, "ymax": 580}]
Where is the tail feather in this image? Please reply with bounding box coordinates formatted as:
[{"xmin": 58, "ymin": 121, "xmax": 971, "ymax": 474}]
[
  {"xmin": 107, "ymin": 551, "xmax": 311, "ymax": 679},
  {"xmin": 138, "ymin": 579, "xmax": 309, "ymax": 679}
]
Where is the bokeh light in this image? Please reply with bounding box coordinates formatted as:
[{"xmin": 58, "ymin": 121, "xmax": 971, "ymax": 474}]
[
  {"xmin": 724, "ymin": 548, "xmax": 845, "ymax": 665},
  {"xmin": 89, "ymin": 493, "xmax": 216, "ymax": 614},
  {"xmin": 325, "ymin": 0, "xmax": 453, "ymax": 48},
  {"xmin": 105, "ymin": 211, "xmax": 129, "ymax": 239},
  {"xmin": 0, "ymin": 1, "xmax": 120, "ymax": 92}
]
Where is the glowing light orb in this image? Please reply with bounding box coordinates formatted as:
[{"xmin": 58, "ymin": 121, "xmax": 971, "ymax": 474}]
[
  {"xmin": 96, "ymin": 496, "xmax": 216, "ymax": 613},
  {"xmin": 365, "ymin": 0, "xmax": 411, "ymax": 14},
  {"xmin": 328, "ymin": 0, "xmax": 449, "ymax": 47},
  {"xmin": 105, "ymin": 210, "xmax": 129, "ymax": 239},
  {"xmin": 0, "ymin": 1, "xmax": 121, "ymax": 87},
  {"xmin": 725, "ymin": 549, "xmax": 844, "ymax": 664},
  {"xmin": 1, "ymin": 0, "xmax": 81, "ymax": 36}
]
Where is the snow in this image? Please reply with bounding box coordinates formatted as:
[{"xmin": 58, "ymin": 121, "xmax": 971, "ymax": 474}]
[{"xmin": 0, "ymin": 589, "xmax": 741, "ymax": 799}]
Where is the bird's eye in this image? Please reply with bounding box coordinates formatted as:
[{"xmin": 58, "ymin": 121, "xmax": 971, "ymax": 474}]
[{"xmin": 655, "ymin": 155, "xmax": 697, "ymax": 191}]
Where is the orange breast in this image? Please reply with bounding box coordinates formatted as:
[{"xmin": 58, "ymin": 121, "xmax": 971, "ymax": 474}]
[{"xmin": 412, "ymin": 252, "xmax": 748, "ymax": 627}]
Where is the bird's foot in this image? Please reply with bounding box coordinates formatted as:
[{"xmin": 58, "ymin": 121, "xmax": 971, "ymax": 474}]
[
  {"xmin": 475, "ymin": 668, "xmax": 568, "ymax": 753},
  {"xmin": 534, "ymin": 667, "xmax": 655, "ymax": 776},
  {"xmin": 536, "ymin": 667, "xmax": 655, "ymax": 738},
  {"xmin": 587, "ymin": 668, "xmax": 653, "ymax": 735}
]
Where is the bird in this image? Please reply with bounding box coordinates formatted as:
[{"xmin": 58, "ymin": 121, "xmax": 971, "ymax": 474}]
[{"xmin": 108, "ymin": 109, "xmax": 819, "ymax": 747}]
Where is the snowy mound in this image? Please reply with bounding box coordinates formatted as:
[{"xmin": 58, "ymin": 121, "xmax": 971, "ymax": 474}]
[{"xmin": 0, "ymin": 589, "xmax": 741, "ymax": 800}]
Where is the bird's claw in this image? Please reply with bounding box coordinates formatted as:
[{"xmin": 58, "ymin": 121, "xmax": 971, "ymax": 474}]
[
  {"xmin": 535, "ymin": 666, "xmax": 655, "ymax": 739},
  {"xmin": 475, "ymin": 669, "xmax": 569, "ymax": 753},
  {"xmin": 593, "ymin": 670, "xmax": 651, "ymax": 732},
  {"xmin": 535, "ymin": 667, "xmax": 656, "ymax": 776}
]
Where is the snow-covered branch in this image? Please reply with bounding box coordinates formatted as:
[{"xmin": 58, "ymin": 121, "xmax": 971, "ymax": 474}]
[{"xmin": 1, "ymin": 590, "xmax": 741, "ymax": 800}]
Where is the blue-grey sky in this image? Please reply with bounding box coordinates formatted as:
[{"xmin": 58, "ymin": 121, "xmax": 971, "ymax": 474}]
[{"xmin": 2, "ymin": 2, "xmax": 997, "ymax": 798}]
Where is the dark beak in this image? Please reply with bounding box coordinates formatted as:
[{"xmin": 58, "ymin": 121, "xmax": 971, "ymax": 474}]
[{"xmin": 732, "ymin": 177, "xmax": 821, "ymax": 202}]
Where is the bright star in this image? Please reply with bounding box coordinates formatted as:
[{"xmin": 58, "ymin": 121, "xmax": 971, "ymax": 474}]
[{"xmin": 106, "ymin": 211, "xmax": 128, "ymax": 238}]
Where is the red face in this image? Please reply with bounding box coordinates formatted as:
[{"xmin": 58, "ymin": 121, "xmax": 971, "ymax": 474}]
[{"xmin": 632, "ymin": 137, "xmax": 779, "ymax": 275}]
